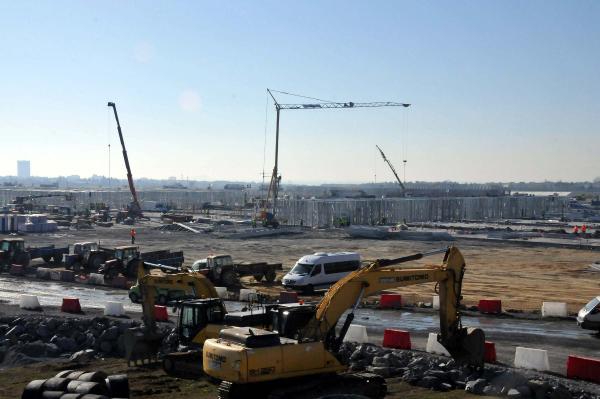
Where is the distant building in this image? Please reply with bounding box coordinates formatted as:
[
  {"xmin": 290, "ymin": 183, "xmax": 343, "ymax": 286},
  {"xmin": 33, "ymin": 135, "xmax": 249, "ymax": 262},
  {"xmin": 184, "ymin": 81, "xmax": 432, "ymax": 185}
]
[{"xmin": 17, "ymin": 160, "xmax": 30, "ymax": 179}]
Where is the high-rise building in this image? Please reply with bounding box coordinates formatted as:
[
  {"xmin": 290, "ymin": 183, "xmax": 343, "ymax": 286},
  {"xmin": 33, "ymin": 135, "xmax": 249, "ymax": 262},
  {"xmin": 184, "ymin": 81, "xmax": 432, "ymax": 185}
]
[{"xmin": 17, "ymin": 160, "xmax": 30, "ymax": 179}]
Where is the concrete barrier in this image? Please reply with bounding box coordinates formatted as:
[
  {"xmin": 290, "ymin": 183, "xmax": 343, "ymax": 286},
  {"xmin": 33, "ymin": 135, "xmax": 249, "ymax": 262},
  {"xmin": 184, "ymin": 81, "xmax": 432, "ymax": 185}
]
[
  {"xmin": 36, "ymin": 267, "xmax": 51, "ymax": 280},
  {"xmin": 343, "ymin": 324, "xmax": 369, "ymax": 343},
  {"xmin": 541, "ymin": 302, "xmax": 568, "ymax": 318},
  {"xmin": 88, "ymin": 273, "xmax": 105, "ymax": 285},
  {"xmin": 478, "ymin": 299, "xmax": 502, "ymax": 314},
  {"xmin": 514, "ymin": 346, "xmax": 550, "ymax": 371},
  {"xmin": 566, "ymin": 355, "xmax": 600, "ymax": 383},
  {"xmin": 432, "ymin": 295, "xmax": 440, "ymax": 310},
  {"xmin": 50, "ymin": 270, "xmax": 75, "ymax": 282},
  {"xmin": 380, "ymin": 294, "xmax": 402, "ymax": 309},
  {"xmin": 20, "ymin": 294, "xmax": 41, "ymax": 310},
  {"xmin": 425, "ymin": 333, "xmax": 450, "ymax": 356},
  {"xmin": 61, "ymin": 297, "xmax": 82, "ymax": 313},
  {"xmin": 279, "ymin": 291, "xmax": 299, "ymax": 304},
  {"xmin": 104, "ymin": 301, "xmax": 124, "ymax": 317},
  {"xmin": 239, "ymin": 288, "xmax": 257, "ymax": 302},
  {"xmin": 382, "ymin": 329, "xmax": 411, "ymax": 349},
  {"xmin": 215, "ymin": 287, "xmax": 228, "ymax": 299}
]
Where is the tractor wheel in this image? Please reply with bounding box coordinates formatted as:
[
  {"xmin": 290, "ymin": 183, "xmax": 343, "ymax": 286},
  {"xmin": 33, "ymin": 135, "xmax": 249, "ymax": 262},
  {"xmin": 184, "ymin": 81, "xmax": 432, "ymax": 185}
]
[
  {"xmin": 253, "ymin": 274, "xmax": 263, "ymax": 282},
  {"xmin": 88, "ymin": 254, "xmax": 104, "ymax": 272},
  {"xmin": 264, "ymin": 269, "xmax": 277, "ymax": 283},
  {"xmin": 42, "ymin": 255, "xmax": 52, "ymax": 263},
  {"xmin": 157, "ymin": 295, "xmax": 168, "ymax": 305},
  {"xmin": 15, "ymin": 252, "xmax": 31, "ymax": 267},
  {"xmin": 220, "ymin": 270, "xmax": 238, "ymax": 287}
]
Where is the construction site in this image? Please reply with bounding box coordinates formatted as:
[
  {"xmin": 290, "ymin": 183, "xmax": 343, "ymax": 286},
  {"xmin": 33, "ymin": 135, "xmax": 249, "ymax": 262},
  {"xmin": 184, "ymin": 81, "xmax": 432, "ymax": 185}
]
[{"xmin": 2, "ymin": 3, "xmax": 600, "ymax": 399}]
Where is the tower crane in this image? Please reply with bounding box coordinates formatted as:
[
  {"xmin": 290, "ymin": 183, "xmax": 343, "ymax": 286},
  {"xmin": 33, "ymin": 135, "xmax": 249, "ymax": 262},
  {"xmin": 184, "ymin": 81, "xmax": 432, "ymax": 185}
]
[
  {"xmin": 107, "ymin": 102, "xmax": 143, "ymax": 220},
  {"xmin": 376, "ymin": 144, "xmax": 406, "ymax": 194},
  {"xmin": 260, "ymin": 89, "xmax": 410, "ymax": 227}
]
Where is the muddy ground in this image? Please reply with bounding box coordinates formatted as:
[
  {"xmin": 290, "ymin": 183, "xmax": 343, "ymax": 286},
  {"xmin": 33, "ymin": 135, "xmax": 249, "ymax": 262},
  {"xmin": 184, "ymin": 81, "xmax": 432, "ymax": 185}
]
[{"xmin": 22, "ymin": 223, "xmax": 600, "ymax": 313}]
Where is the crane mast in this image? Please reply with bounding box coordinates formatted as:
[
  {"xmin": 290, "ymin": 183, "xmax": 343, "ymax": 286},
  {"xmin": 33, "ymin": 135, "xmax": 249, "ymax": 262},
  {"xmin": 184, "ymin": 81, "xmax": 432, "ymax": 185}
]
[
  {"xmin": 107, "ymin": 102, "xmax": 142, "ymax": 218},
  {"xmin": 376, "ymin": 144, "xmax": 406, "ymax": 192},
  {"xmin": 262, "ymin": 89, "xmax": 410, "ymax": 224}
]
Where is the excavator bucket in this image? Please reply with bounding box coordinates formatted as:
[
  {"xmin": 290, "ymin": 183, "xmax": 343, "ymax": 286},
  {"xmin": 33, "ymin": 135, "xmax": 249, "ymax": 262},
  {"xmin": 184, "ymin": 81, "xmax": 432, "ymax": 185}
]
[
  {"xmin": 441, "ymin": 327, "xmax": 485, "ymax": 368},
  {"xmin": 123, "ymin": 327, "xmax": 164, "ymax": 366}
]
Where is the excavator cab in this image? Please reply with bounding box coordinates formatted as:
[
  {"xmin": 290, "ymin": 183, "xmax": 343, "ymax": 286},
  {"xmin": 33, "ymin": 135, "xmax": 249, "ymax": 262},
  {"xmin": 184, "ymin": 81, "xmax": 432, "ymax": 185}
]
[
  {"xmin": 270, "ymin": 303, "xmax": 317, "ymax": 341},
  {"xmin": 177, "ymin": 299, "xmax": 226, "ymax": 345}
]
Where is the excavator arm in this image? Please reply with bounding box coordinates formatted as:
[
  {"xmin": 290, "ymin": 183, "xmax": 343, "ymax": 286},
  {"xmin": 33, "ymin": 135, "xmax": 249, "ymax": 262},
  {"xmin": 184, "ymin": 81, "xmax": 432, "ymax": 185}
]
[{"xmin": 304, "ymin": 247, "xmax": 484, "ymax": 367}]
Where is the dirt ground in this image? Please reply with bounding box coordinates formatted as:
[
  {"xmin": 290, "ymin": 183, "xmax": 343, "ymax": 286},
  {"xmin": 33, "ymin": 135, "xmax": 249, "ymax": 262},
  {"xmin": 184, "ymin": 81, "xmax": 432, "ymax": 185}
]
[
  {"xmin": 0, "ymin": 357, "xmax": 480, "ymax": 399},
  {"xmin": 24, "ymin": 224, "xmax": 600, "ymax": 313}
]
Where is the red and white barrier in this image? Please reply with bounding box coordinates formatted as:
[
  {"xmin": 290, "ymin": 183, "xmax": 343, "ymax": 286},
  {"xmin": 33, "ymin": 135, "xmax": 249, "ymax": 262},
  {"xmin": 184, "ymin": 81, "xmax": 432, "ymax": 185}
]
[
  {"xmin": 484, "ymin": 341, "xmax": 496, "ymax": 363},
  {"xmin": 478, "ymin": 299, "xmax": 502, "ymax": 314},
  {"xmin": 567, "ymin": 355, "xmax": 600, "ymax": 383},
  {"xmin": 20, "ymin": 294, "xmax": 41, "ymax": 310},
  {"xmin": 61, "ymin": 297, "xmax": 82, "ymax": 313},
  {"xmin": 514, "ymin": 346, "xmax": 550, "ymax": 371},
  {"xmin": 382, "ymin": 329, "xmax": 411, "ymax": 349},
  {"xmin": 426, "ymin": 333, "xmax": 450, "ymax": 356},
  {"xmin": 380, "ymin": 294, "xmax": 402, "ymax": 309},
  {"xmin": 104, "ymin": 301, "xmax": 124, "ymax": 317},
  {"xmin": 343, "ymin": 324, "xmax": 369, "ymax": 343},
  {"xmin": 541, "ymin": 302, "xmax": 568, "ymax": 318},
  {"xmin": 154, "ymin": 305, "xmax": 169, "ymax": 322}
]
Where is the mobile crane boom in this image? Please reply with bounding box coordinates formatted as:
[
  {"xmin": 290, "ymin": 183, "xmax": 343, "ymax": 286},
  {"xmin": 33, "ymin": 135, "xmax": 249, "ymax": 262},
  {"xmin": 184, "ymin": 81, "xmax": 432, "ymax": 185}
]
[
  {"xmin": 107, "ymin": 102, "xmax": 142, "ymax": 217},
  {"xmin": 376, "ymin": 144, "xmax": 406, "ymax": 192}
]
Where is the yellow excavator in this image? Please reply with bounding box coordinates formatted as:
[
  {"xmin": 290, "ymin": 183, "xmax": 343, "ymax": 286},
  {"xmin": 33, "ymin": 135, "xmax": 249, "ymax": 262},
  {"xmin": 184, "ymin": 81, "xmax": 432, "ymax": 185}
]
[{"xmin": 203, "ymin": 247, "xmax": 485, "ymax": 398}]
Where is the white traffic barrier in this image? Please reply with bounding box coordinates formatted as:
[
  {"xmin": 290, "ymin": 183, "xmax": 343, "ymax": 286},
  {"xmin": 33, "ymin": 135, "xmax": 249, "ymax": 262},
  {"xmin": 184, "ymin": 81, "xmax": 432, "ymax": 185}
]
[
  {"xmin": 20, "ymin": 294, "xmax": 41, "ymax": 310},
  {"xmin": 215, "ymin": 287, "xmax": 228, "ymax": 299},
  {"xmin": 514, "ymin": 346, "xmax": 550, "ymax": 371},
  {"xmin": 426, "ymin": 333, "xmax": 450, "ymax": 356},
  {"xmin": 541, "ymin": 302, "xmax": 568, "ymax": 318},
  {"xmin": 104, "ymin": 301, "xmax": 124, "ymax": 317},
  {"xmin": 343, "ymin": 324, "xmax": 369, "ymax": 343},
  {"xmin": 239, "ymin": 288, "xmax": 257, "ymax": 301},
  {"xmin": 88, "ymin": 273, "xmax": 105, "ymax": 285},
  {"xmin": 432, "ymin": 295, "xmax": 440, "ymax": 310}
]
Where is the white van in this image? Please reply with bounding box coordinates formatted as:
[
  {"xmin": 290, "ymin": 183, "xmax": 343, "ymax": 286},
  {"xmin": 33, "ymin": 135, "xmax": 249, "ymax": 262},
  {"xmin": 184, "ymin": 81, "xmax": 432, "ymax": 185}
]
[
  {"xmin": 282, "ymin": 252, "xmax": 361, "ymax": 293},
  {"xmin": 577, "ymin": 296, "xmax": 600, "ymax": 332}
]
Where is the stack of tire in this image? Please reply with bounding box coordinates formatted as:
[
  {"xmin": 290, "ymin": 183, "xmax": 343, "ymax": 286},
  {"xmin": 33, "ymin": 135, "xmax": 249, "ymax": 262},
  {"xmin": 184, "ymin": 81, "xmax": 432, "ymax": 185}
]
[{"xmin": 22, "ymin": 370, "xmax": 129, "ymax": 399}]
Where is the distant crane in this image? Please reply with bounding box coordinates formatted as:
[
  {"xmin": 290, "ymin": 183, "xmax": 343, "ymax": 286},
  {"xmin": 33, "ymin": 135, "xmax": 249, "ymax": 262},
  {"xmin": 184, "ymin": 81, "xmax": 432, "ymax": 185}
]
[
  {"xmin": 376, "ymin": 144, "xmax": 406, "ymax": 194},
  {"xmin": 261, "ymin": 89, "xmax": 410, "ymax": 226},
  {"xmin": 107, "ymin": 102, "xmax": 143, "ymax": 220}
]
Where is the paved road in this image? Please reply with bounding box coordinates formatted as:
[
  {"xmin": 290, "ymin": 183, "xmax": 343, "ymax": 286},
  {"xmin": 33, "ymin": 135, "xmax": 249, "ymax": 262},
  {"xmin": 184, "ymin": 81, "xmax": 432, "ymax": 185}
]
[{"xmin": 1, "ymin": 274, "xmax": 598, "ymax": 375}]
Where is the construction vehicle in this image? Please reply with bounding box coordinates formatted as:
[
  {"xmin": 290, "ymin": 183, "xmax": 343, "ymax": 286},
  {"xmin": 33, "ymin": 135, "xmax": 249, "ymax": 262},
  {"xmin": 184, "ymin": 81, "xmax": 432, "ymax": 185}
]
[
  {"xmin": 0, "ymin": 238, "xmax": 68, "ymax": 269},
  {"xmin": 123, "ymin": 260, "xmax": 275, "ymax": 372},
  {"xmin": 203, "ymin": 246, "xmax": 485, "ymax": 399},
  {"xmin": 190, "ymin": 254, "xmax": 282, "ymax": 286},
  {"xmin": 107, "ymin": 101, "xmax": 143, "ymax": 220},
  {"xmin": 376, "ymin": 144, "xmax": 407, "ymax": 196},
  {"xmin": 63, "ymin": 242, "xmax": 113, "ymax": 272},
  {"xmin": 10, "ymin": 193, "xmax": 74, "ymax": 213},
  {"xmin": 99, "ymin": 247, "xmax": 184, "ymax": 278}
]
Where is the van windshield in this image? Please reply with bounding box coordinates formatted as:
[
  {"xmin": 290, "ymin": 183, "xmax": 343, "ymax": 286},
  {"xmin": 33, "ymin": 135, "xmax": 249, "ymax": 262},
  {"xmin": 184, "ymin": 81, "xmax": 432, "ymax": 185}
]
[
  {"xmin": 290, "ymin": 263, "xmax": 313, "ymax": 275},
  {"xmin": 584, "ymin": 297, "xmax": 600, "ymax": 311}
]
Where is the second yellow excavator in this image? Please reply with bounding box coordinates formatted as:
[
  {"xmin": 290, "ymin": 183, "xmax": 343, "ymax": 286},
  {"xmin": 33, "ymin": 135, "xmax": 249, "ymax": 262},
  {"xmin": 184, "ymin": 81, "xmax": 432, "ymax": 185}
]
[{"xmin": 203, "ymin": 246, "xmax": 485, "ymax": 398}]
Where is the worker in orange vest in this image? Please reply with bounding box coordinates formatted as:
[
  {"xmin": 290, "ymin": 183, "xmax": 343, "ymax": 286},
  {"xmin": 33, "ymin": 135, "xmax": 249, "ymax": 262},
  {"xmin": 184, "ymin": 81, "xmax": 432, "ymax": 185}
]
[
  {"xmin": 130, "ymin": 228, "xmax": 136, "ymax": 244},
  {"xmin": 582, "ymin": 224, "xmax": 587, "ymax": 234},
  {"xmin": 573, "ymin": 225, "xmax": 579, "ymax": 235}
]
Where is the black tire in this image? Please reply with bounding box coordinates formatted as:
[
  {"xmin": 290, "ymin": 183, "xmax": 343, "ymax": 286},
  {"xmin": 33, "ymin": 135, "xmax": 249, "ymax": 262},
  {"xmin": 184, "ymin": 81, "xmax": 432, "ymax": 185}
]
[
  {"xmin": 157, "ymin": 294, "xmax": 168, "ymax": 306},
  {"xmin": 162, "ymin": 357, "xmax": 175, "ymax": 374},
  {"xmin": 253, "ymin": 274, "xmax": 263, "ymax": 282},
  {"xmin": 22, "ymin": 379, "xmax": 46, "ymax": 399},
  {"xmin": 60, "ymin": 394, "xmax": 83, "ymax": 399},
  {"xmin": 43, "ymin": 378, "xmax": 71, "ymax": 391},
  {"xmin": 67, "ymin": 381, "xmax": 85, "ymax": 393},
  {"xmin": 264, "ymin": 269, "xmax": 276, "ymax": 283},
  {"xmin": 71, "ymin": 262, "xmax": 82, "ymax": 272},
  {"xmin": 55, "ymin": 370, "xmax": 74, "ymax": 378},
  {"xmin": 128, "ymin": 291, "xmax": 140, "ymax": 304},
  {"xmin": 77, "ymin": 372, "xmax": 107, "ymax": 383},
  {"xmin": 15, "ymin": 252, "xmax": 31, "ymax": 267},
  {"xmin": 105, "ymin": 375, "xmax": 129, "ymax": 398},
  {"xmin": 88, "ymin": 255, "xmax": 104, "ymax": 272},
  {"xmin": 73, "ymin": 382, "xmax": 108, "ymax": 396},
  {"xmin": 66, "ymin": 371, "xmax": 86, "ymax": 381},
  {"xmin": 220, "ymin": 270, "xmax": 238, "ymax": 287},
  {"xmin": 79, "ymin": 395, "xmax": 109, "ymax": 399},
  {"xmin": 42, "ymin": 255, "xmax": 52, "ymax": 263},
  {"xmin": 42, "ymin": 392, "xmax": 66, "ymax": 399}
]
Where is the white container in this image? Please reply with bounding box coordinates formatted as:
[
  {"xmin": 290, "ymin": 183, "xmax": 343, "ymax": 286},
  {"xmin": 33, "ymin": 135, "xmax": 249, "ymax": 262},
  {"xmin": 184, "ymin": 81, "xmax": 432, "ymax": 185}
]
[
  {"xmin": 20, "ymin": 294, "xmax": 41, "ymax": 310},
  {"xmin": 514, "ymin": 347, "xmax": 550, "ymax": 371},
  {"xmin": 215, "ymin": 287, "xmax": 228, "ymax": 299},
  {"xmin": 541, "ymin": 302, "xmax": 568, "ymax": 318},
  {"xmin": 343, "ymin": 324, "xmax": 369, "ymax": 343},
  {"xmin": 239, "ymin": 288, "xmax": 257, "ymax": 302},
  {"xmin": 104, "ymin": 301, "xmax": 124, "ymax": 317},
  {"xmin": 432, "ymin": 295, "xmax": 440, "ymax": 310},
  {"xmin": 426, "ymin": 333, "xmax": 450, "ymax": 356}
]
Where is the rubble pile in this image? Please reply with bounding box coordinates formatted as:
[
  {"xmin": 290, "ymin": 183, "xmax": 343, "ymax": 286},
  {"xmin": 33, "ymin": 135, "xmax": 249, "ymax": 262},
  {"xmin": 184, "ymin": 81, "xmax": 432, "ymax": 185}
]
[
  {"xmin": 0, "ymin": 316, "xmax": 146, "ymax": 367},
  {"xmin": 338, "ymin": 342, "xmax": 600, "ymax": 399}
]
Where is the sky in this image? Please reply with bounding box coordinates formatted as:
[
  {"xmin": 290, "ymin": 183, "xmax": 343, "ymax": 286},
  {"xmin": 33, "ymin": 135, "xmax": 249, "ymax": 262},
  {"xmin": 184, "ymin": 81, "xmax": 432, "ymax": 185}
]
[{"xmin": 0, "ymin": 1, "xmax": 599, "ymax": 184}]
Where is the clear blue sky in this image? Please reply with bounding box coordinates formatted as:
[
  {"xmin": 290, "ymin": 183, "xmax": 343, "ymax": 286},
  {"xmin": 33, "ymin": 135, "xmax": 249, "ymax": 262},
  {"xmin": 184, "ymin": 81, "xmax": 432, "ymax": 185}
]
[{"xmin": 1, "ymin": 1, "xmax": 598, "ymax": 183}]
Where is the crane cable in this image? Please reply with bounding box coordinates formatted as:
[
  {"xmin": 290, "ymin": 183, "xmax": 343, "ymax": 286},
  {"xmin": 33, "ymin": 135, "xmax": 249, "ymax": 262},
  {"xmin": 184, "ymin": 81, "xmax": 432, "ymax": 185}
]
[{"xmin": 268, "ymin": 89, "xmax": 337, "ymax": 105}]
